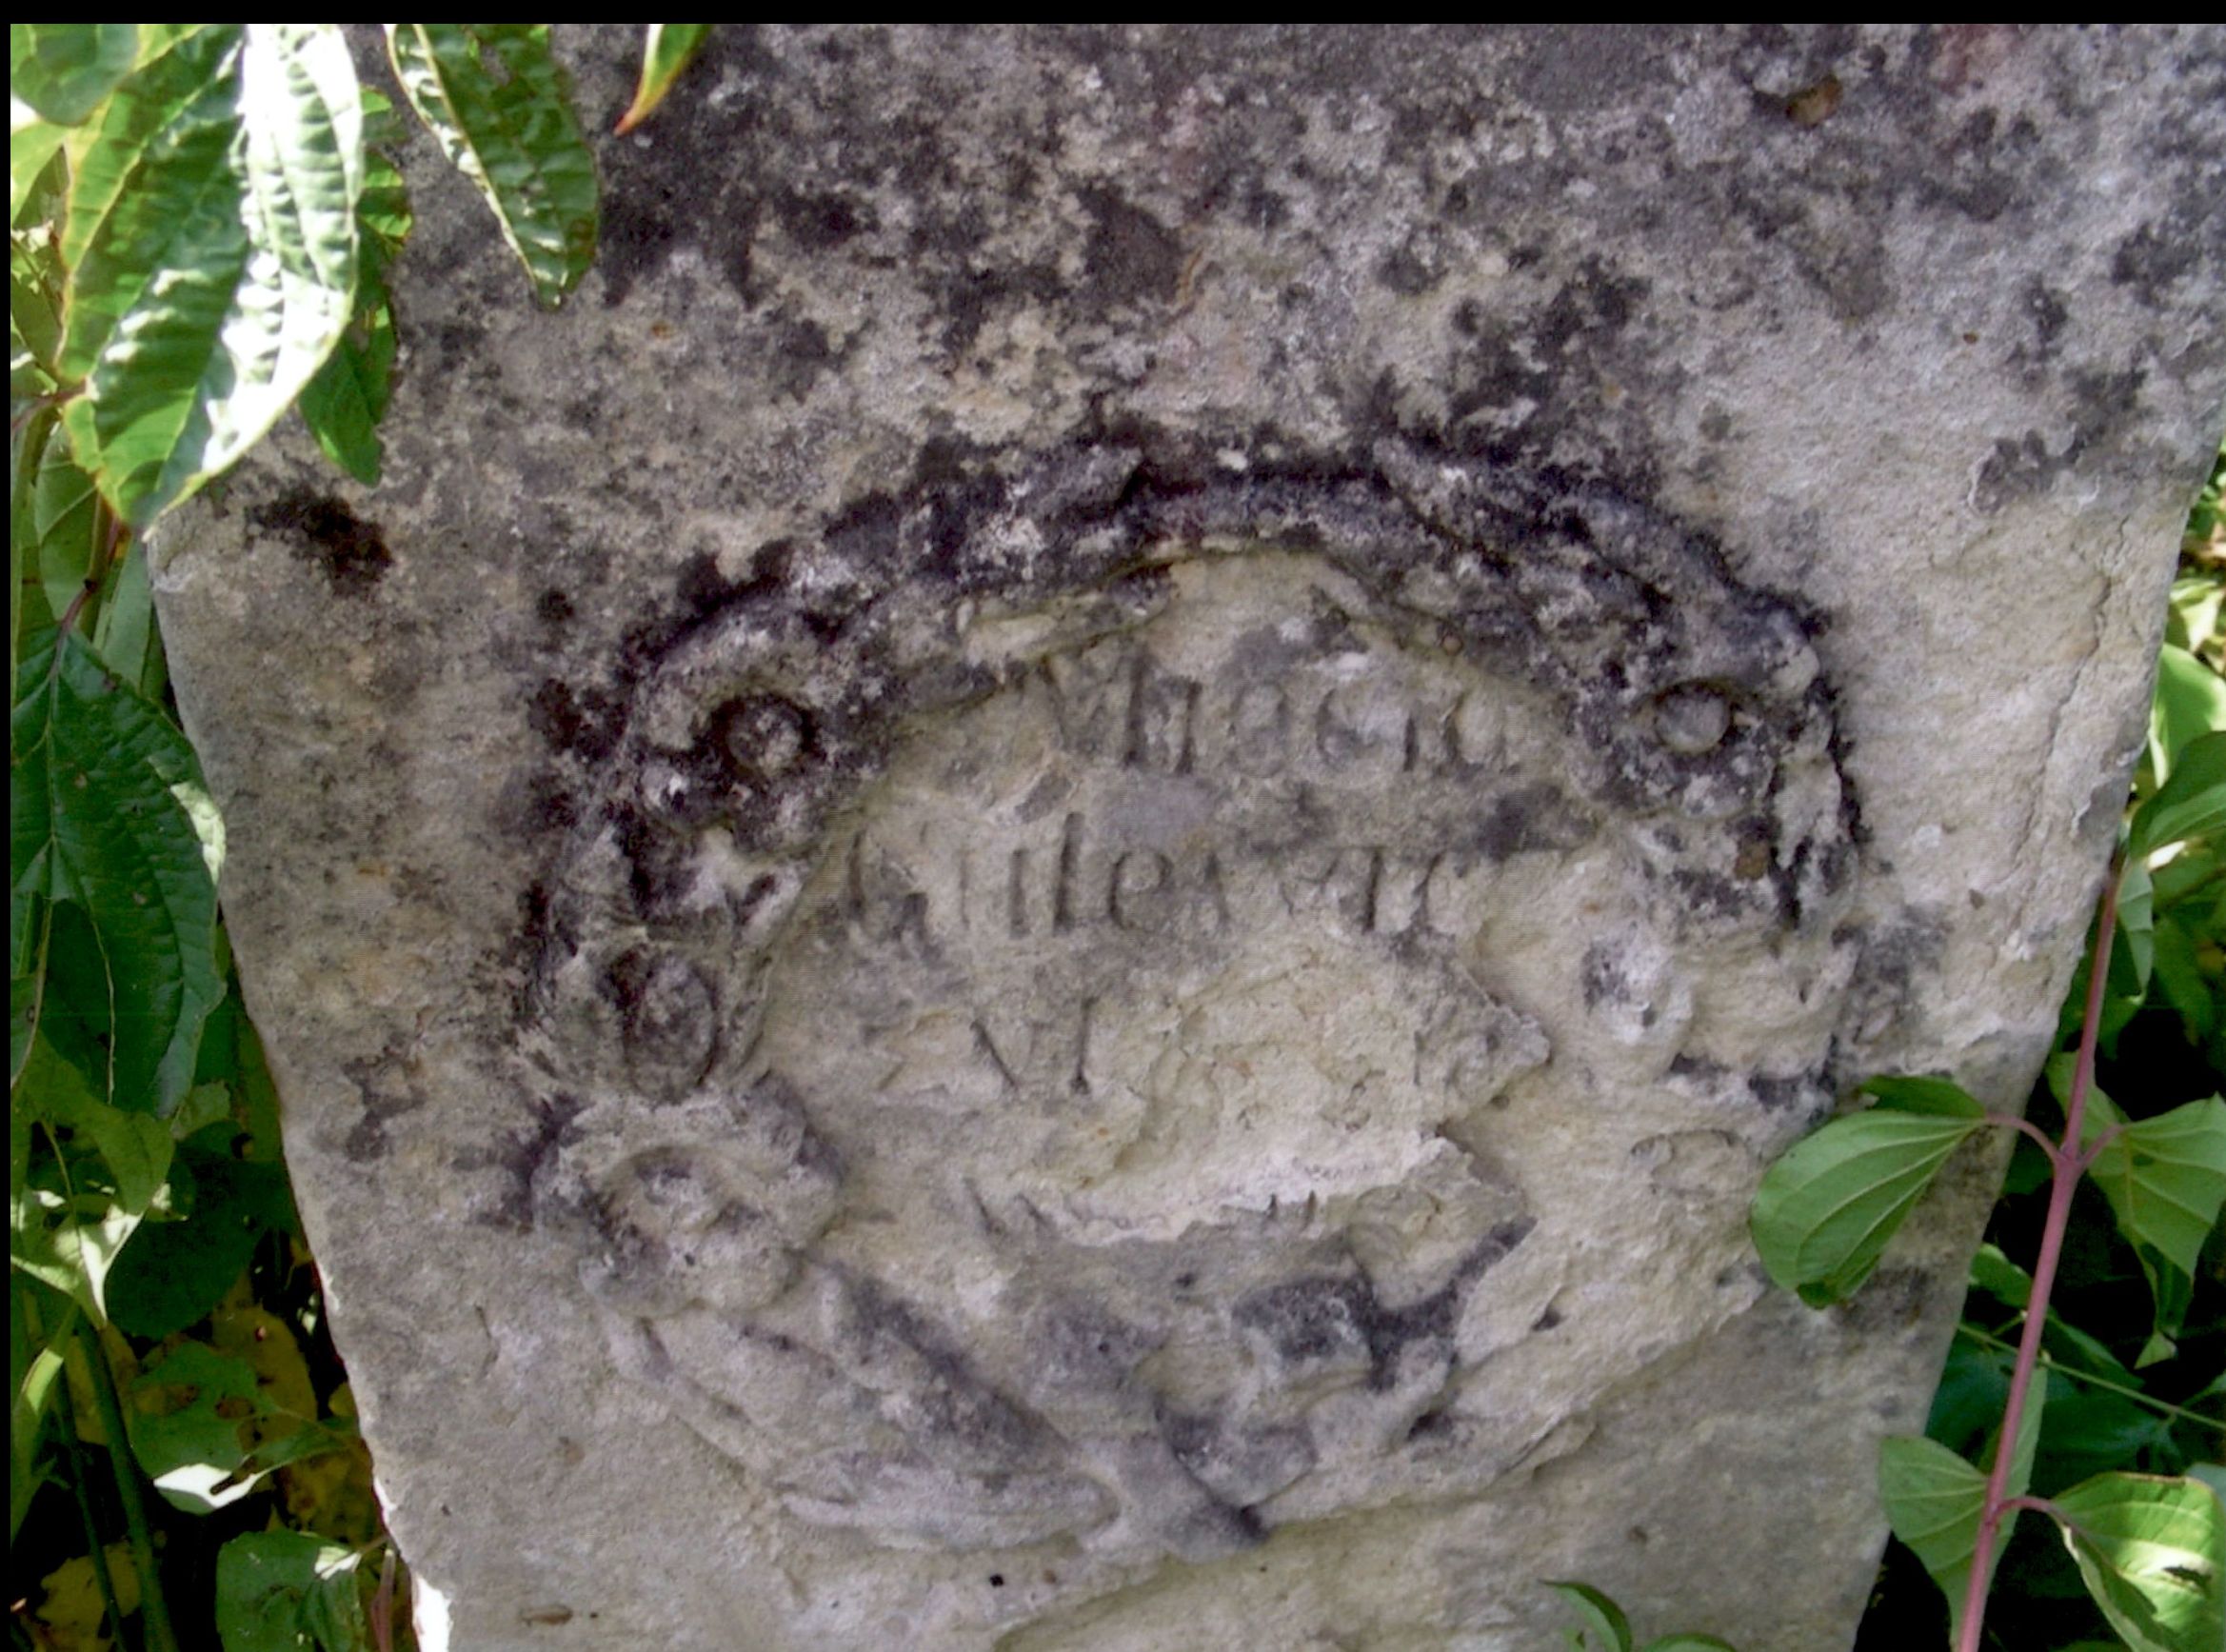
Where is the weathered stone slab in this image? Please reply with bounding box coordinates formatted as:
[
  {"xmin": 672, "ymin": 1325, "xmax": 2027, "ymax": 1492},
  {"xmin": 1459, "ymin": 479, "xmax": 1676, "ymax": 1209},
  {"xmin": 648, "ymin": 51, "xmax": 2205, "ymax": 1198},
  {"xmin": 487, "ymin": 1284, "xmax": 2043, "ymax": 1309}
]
[{"xmin": 153, "ymin": 25, "xmax": 2223, "ymax": 1652}]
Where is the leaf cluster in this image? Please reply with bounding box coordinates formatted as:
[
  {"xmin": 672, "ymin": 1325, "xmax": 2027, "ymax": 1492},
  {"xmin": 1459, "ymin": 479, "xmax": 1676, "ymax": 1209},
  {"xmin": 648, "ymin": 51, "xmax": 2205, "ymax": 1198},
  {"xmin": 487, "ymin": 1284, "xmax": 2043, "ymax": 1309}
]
[
  {"xmin": 10, "ymin": 23, "xmax": 714, "ymax": 1652},
  {"xmin": 1748, "ymin": 522, "xmax": 2226, "ymax": 1652}
]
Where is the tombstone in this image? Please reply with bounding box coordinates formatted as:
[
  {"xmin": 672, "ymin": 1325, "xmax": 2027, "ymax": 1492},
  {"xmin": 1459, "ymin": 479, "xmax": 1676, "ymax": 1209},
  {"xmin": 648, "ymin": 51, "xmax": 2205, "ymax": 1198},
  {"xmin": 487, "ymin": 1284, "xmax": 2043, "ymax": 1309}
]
[{"xmin": 152, "ymin": 25, "xmax": 2225, "ymax": 1652}]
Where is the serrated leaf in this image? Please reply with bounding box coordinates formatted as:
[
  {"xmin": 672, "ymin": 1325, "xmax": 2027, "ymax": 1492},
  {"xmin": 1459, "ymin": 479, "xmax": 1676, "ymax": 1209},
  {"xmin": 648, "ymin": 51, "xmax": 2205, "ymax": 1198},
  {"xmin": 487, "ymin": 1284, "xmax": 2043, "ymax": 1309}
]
[
  {"xmin": 1750, "ymin": 1096, "xmax": 1985, "ymax": 1305},
  {"xmin": 1543, "ymin": 1581, "xmax": 1632, "ymax": 1652},
  {"xmin": 11, "ymin": 627, "xmax": 224, "ymax": 1115},
  {"xmin": 2132, "ymin": 731, "xmax": 2225, "ymax": 863},
  {"xmin": 2050, "ymin": 1472, "xmax": 2224, "ymax": 1652},
  {"xmin": 32, "ymin": 436, "xmax": 101, "ymax": 624},
  {"xmin": 616, "ymin": 25, "xmax": 713, "ymax": 135},
  {"xmin": 58, "ymin": 24, "xmax": 364, "ymax": 525},
  {"xmin": 297, "ymin": 124, "xmax": 407, "ymax": 486},
  {"xmin": 10, "ymin": 25, "xmax": 139, "ymax": 126},
  {"xmin": 1880, "ymin": 1374, "xmax": 2045, "ymax": 1647},
  {"xmin": 385, "ymin": 25, "xmax": 595, "ymax": 307},
  {"xmin": 2085, "ymin": 1095, "xmax": 2226, "ymax": 1281},
  {"xmin": 216, "ymin": 1529, "xmax": 369, "ymax": 1652},
  {"xmin": 90, "ymin": 538, "xmax": 159, "ymax": 694}
]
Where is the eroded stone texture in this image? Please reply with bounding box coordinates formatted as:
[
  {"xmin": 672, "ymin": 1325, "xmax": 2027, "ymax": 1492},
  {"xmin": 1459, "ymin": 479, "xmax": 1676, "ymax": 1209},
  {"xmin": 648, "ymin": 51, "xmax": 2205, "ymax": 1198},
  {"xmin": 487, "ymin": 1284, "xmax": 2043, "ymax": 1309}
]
[{"xmin": 152, "ymin": 24, "xmax": 2223, "ymax": 1652}]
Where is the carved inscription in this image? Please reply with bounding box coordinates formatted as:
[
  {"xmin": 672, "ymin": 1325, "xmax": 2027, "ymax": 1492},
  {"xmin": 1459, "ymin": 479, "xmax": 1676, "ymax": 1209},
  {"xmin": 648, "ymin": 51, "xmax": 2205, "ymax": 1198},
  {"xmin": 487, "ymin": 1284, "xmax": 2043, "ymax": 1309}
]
[{"xmin": 523, "ymin": 457, "xmax": 1858, "ymax": 1571}]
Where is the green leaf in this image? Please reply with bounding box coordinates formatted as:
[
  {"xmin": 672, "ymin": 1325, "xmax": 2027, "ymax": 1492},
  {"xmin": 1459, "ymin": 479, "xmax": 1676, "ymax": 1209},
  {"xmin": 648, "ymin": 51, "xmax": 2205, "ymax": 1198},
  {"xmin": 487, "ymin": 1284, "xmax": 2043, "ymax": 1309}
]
[
  {"xmin": 90, "ymin": 538, "xmax": 160, "ymax": 696},
  {"xmin": 32, "ymin": 434, "xmax": 102, "ymax": 625},
  {"xmin": 105, "ymin": 1142, "xmax": 291, "ymax": 1338},
  {"xmin": 2117, "ymin": 853, "xmax": 2156, "ymax": 997},
  {"xmin": 2150, "ymin": 915, "xmax": 2217, "ymax": 1041},
  {"xmin": 385, "ymin": 25, "xmax": 596, "ymax": 307},
  {"xmin": 10, "ymin": 1184, "xmax": 139, "ymax": 1320},
  {"xmin": 1928, "ymin": 1333, "xmax": 2014, "ymax": 1459},
  {"xmin": 1542, "ymin": 1581, "xmax": 1632, "ymax": 1652},
  {"xmin": 18, "ymin": 1031, "xmax": 171, "ymax": 1214},
  {"xmin": 10, "ymin": 25, "xmax": 139, "ymax": 126},
  {"xmin": 2084, "ymin": 1094, "xmax": 2226, "ymax": 1281},
  {"xmin": 2050, "ymin": 1472, "xmax": 2224, "ymax": 1652},
  {"xmin": 2152, "ymin": 645, "xmax": 2226, "ymax": 786},
  {"xmin": 11, "ymin": 628, "xmax": 224, "ymax": 1115},
  {"xmin": 2042, "ymin": 1382, "xmax": 2185, "ymax": 1489},
  {"xmin": 615, "ymin": 25, "xmax": 714, "ymax": 135},
  {"xmin": 10, "ymin": 1277, "xmax": 74, "ymax": 1540},
  {"xmin": 127, "ymin": 1340, "xmax": 269, "ymax": 1511},
  {"xmin": 10, "ymin": 123, "xmax": 70, "ymax": 224},
  {"xmin": 297, "ymin": 98, "xmax": 409, "ymax": 485},
  {"xmin": 2131, "ymin": 731, "xmax": 2225, "ymax": 863},
  {"xmin": 58, "ymin": 24, "xmax": 365, "ymax": 525},
  {"xmin": 2167, "ymin": 574, "xmax": 2222, "ymax": 660},
  {"xmin": 1879, "ymin": 1372, "xmax": 2046, "ymax": 1647},
  {"xmin": 1859, "ymin": 1074, "xmax": 1988, "ymax": 1120},
  {"xmin": 1640, "ymin": 1639, "xmax": 1739, "ymax": 1652},
  {"xmin": 1966, "ymin": 1242, "xmax": 2033, "ymax": 1308},
  {"xmin": 216, "ymin": 1529, "xmax": 370, "ymax": 1652},
  {"xmin": 1749, "ymin": 1089, "xmax": 1985, "ymax": 1306}
]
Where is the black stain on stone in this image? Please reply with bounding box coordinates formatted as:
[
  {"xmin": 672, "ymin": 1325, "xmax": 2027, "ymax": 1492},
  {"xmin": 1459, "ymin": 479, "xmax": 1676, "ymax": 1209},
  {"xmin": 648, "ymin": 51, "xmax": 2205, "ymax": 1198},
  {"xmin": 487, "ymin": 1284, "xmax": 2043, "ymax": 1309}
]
[
  {"xmin": 252, "ymin": 490, "xmax": 392, "ymax": 595},
  {"xmin": 1464, "ymin": 783, "xmax": 1593, "ymax": 862},
  {"xmin": 822, "ymin": 490, "xmax": 904, "ymax": 571},
  {"xmin": 765, "ymin": 311, "xmax": 838, "ymax": 402},
  {"xmin": 1234, "ymin": 1219, "xmax": 1535, "ymax": 1392},
  {"xmin": 1970, "ymin": 430, "xmax": 2056, "ymax": 514},
  {"xmin": 1079, "ymin": 185, "xmax": 1185, "ymax": 309},
  {"xmin": 466, "ymin": 1093, "xmax": 588, "ymax": 1230},
  {"xmin": 1377, "ymin": 233, "xmax": 1442, "ymax": 296},
  {"xmin": 339, "ymin": 1055, "xmax": 427, "ymax": 1163},
  {"xmin": 2111, "ymin": 221, "xmax": 2200, "ymax": 302},
  {"xmin": 536, "ymin": 587, "xmax": 576, "ymax": 628},
  {"xmin": 775, "ymin": 188, "xmax": 875, "ymax": 251},
  {"xmin": 528, "ymin": 679, "xmax": 619, "ymax": 761}
]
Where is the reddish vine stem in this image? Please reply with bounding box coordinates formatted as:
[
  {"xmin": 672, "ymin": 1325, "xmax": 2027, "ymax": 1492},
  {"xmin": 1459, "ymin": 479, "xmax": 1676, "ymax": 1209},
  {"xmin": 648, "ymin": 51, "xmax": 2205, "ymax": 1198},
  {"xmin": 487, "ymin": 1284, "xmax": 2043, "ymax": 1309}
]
[{"xmin": 1956, "ymin": 856, "xmax": 2121, "ymax": 1652}]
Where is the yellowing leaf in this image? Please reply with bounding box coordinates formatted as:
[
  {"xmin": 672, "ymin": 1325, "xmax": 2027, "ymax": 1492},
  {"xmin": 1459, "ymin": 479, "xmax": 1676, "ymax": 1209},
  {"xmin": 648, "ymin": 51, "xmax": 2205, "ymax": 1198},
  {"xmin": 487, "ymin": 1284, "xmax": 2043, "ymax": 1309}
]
[
  {"xmin": 615, "ymin": 25, "xmax": 713, "ymax": 135},
  {"xmin": 35, "ymin": 1543, "xmax": 140, "ymax": 1652}
]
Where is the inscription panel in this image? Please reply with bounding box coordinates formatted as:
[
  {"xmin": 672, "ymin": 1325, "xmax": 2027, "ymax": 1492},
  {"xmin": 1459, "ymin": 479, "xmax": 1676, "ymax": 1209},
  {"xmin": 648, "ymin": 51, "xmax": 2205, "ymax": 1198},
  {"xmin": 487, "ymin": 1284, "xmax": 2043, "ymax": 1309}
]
[{"xmin": 519, "ymin": 453, "xmax": 1858, "ymax": 1568}]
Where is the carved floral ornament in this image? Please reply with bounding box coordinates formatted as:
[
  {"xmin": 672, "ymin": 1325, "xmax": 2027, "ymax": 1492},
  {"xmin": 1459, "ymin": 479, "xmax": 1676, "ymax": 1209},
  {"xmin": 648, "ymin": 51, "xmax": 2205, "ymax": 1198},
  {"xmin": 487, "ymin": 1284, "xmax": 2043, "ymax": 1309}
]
[{"xmin": 513, "ymin": 442, "xmax": 1859, "ymax": 1559}]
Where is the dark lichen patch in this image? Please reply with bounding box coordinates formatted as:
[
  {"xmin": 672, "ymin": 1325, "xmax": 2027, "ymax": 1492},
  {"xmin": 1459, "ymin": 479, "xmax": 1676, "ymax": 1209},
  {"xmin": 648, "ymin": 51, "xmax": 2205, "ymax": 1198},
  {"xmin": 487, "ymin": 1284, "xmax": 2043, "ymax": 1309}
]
[
  {"xmin": 252, "ymin": 489, "xmax": 393, "ymax": 594},
  {"xmin": 339, "ymin": 1055, "xmax": 428, "ymax": 1163},
  {"xmin": 527, "ymin": 679, "xmax": 619, "ymax": 760},
  {"xmin": 1970, "ymin": 431, "xmax": 2056, "ymax": 514},
  {"xmin": 1078, "ymin": 185, "xmax": 1185, "ymax": 310},
  {"xmin": 764, "ymin": 310, "xmax": 840, "ymax": 402},
  {"xmin": 1234, "ymin": 1221, "xmax": 1534, "ymax": 1393},
  {"xmin": 536, "ymin": 587, "xmax": 577, "ymax": 628},
  {"xmin": 1463, "ymin": 783, "xmax": 1593, "ymax": 862},
  {"xmin": 461, "ymin": 1093, "xmax": 588, "ymax": 1230},
  {"xmin": 2111, "ymin": 221, "xmax": 2202, "ymax": 302},
  {"xmin": 775, "ymin": 188, "xmax": 876, "ymax": 251}
]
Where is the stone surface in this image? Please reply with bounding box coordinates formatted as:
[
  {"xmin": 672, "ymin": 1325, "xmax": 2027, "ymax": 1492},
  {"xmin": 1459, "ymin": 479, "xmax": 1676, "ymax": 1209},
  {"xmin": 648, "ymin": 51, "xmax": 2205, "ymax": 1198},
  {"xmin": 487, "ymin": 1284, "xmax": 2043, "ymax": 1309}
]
[{"xmin": 151, "ymin": 24, "xmax": 2223, "ymax": 1652}]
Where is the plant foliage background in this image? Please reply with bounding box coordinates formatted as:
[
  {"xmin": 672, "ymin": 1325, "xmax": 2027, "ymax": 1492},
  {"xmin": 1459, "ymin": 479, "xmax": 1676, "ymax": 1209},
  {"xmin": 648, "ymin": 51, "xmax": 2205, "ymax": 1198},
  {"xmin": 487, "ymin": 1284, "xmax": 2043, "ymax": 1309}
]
[{"xmin": 8, "ymin": 24, "xmax": 2220, "ymax": 1652}]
